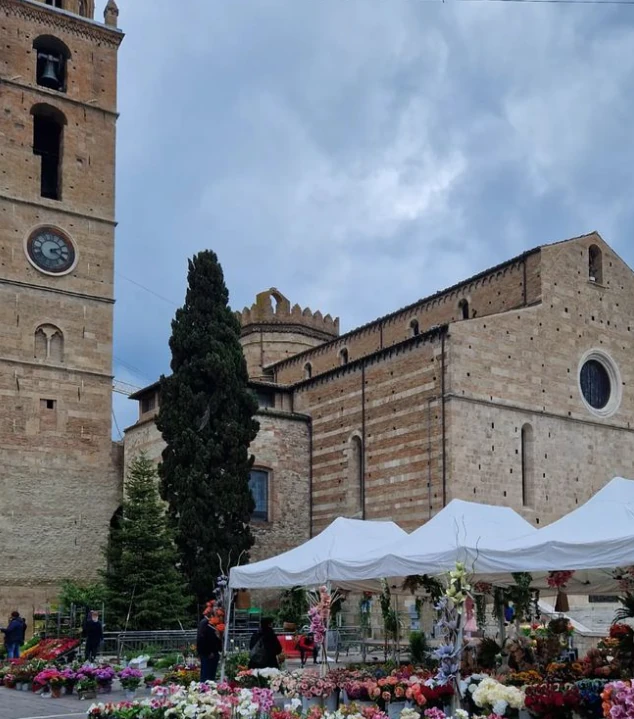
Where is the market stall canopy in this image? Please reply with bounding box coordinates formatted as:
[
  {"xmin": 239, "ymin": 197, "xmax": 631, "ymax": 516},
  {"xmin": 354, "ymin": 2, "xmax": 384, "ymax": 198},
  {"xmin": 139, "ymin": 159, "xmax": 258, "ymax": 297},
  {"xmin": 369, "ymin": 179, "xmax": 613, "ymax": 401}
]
[
  {"xmin": 228, "ymin": 517, "xmax": 407, "ymax": 590},
  {"xmin": 457, "ymin": 477, "xmax": 634, "ymax": 579},
  {"xmin": 332, "ymin": 499, "xmax": 536, "ymax": 590}
]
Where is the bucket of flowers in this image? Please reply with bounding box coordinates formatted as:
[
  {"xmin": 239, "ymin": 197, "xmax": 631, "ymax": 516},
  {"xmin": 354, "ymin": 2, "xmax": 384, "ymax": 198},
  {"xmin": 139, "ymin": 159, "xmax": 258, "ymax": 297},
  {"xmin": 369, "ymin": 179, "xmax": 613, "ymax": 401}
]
[
  {"xmin": 470, "ymin": 676, "xmax": 525, "ymax": 718},
  {"xmin": 298, "ymin": 671, "xmax": 336, "ymax": 712},
  {"xmin": 34, "ymin": 668, "xmax": 65, "ymax": 698},
  {"xmin": 94, "ymin": 665, "xmax": 116, "ymax": 693},
  {"xmin": 524, "ymin": 682, "xmax": 580, "ymax": 719},
  {"xmin": 369, "ymin": 676, "xmax": 409, "ymax": 719},
  {"xmin": 118, "ymin": 666, "xmax": 144, "ymax": 700},
  {"xmin": 76, "ymin": 674, "xmax": 97, "ymax": 701}
]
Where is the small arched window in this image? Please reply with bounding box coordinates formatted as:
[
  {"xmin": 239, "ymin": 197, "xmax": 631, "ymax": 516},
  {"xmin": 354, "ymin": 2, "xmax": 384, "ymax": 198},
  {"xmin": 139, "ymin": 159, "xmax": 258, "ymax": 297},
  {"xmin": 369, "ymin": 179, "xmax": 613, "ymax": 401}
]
[
  {"xmin": 521, "ymin": 423, "xmax": 535, "ymax": 508},
  {"xmin": 304, "ymin": 362, "xmax": 312, "ymax": 380},
  {"xmin": 249, "ymin": 469, "xmax": 269, "ymax": 521},
  {"xmin": 347, "ymin": 435, "xmax": 363, "ymax": 517},
  {"xmin": 45, "ymin": 0, "xmax": 64, "ymax": 7},
  {"xmin": 458, "ymin": 298, "xmax": 470, "ymax": 320},
  {"xmin": 589, "ymin": 244, "xmax": 603, "ymax": 284},
  {"xmin": 32, "ymin": 104, "xmax": 66, "ymax": 200},
  {"xmin": 33, "ymin": 35, "xmax": 70, "ymax": 93},
  {"xmin": 409, "ymin": 318, "xmax": 420, "ymax": 337},
  {"xmin": 339, "ymin": 347, "xmax": 349, "ymax": 366},
  {"xmin": 34, "ymin": 324, "xmax": 64, "ymax": 362}
]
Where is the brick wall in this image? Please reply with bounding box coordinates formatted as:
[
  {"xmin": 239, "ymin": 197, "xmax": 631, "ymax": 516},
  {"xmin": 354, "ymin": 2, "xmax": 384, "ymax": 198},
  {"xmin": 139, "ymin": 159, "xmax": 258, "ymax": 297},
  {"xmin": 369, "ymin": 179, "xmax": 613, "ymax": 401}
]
[
  {"xmin": 273, "ymin": 252, "xmax": 542, "ymax": 385},
  {"xmin": 293, "ymin": 332, "xmax": 446, "ymax": 532}
]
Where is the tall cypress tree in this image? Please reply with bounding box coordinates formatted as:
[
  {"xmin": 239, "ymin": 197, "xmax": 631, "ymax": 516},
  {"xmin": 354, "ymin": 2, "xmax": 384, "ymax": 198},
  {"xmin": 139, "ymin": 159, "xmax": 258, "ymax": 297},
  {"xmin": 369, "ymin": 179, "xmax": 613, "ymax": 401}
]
[
  {"xmin": 103, "ymin": 453, "xmax": 190, "ymax": 630},
  {"xmin": 156, "ymin": 250, "xmax": 259, "ymax": 604}
]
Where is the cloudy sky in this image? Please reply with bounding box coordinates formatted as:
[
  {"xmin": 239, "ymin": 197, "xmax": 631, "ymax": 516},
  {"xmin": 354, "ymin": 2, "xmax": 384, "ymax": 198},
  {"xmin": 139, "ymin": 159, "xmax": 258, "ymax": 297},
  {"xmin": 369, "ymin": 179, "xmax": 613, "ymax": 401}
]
[{"xmin": 106, "ymin": 0, "xmax": 634, "ymax": 434}]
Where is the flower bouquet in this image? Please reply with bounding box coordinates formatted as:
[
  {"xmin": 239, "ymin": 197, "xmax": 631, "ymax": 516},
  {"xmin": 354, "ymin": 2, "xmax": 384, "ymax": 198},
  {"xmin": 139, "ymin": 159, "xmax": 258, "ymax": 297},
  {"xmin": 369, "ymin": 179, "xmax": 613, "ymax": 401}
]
[
  {"xmin": 575, "ymin": 678, "xmax": 609, "ymax": 719},
  {"xmin": 524, "ymin": 682, "xmax": 580, "ymax": 719},
  {"xmin": 34, "ymin": 668, "xmax": 65, "ymax": 696},
  {"xmin": 61, "ymin": 667, "xmax": 78, "ymax": 694},
  {"xmin": 298, "ymin": 671, "xmax": 336, "ymax": 710},
  {"xmin": 471, "ymin": 676, "xmax": 525, "ymax": 718},
  {"xmin": 270, "ymin": 670, "xmax": 302, "ymax": 697},
  {"xmin": 407, "ymin": 680, "xmax": 453, "ymax": 710},
  {"xmin": 236, "ymin": 667, "xmax": 281, "ymax": 689}
]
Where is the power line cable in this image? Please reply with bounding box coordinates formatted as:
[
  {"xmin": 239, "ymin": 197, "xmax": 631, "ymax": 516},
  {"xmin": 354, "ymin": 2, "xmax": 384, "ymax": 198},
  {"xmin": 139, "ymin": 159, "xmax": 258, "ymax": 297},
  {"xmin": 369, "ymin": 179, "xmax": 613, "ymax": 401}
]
[{"xmin": 115, "ymin": 272, "xmax": 179, "ymax": 307}]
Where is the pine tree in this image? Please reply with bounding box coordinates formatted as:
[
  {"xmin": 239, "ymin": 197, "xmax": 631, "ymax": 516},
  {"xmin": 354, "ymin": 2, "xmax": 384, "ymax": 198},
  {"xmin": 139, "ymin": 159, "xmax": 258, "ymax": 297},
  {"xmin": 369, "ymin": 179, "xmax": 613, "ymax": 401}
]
[
  {"xmin": 103, "ymin": 453, "xmax": 190, "ymax": 630},
  {"xmin": 156, "ymin": 250, "xmax": 259, "ymax": 604}
]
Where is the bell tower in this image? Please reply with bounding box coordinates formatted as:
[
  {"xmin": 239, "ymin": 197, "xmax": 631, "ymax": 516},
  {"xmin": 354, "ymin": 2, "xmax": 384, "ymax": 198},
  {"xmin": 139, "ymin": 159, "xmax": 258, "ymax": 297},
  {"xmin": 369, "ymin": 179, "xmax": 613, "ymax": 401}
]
[{"xmin": 0, "ymin": 0, "xmax": 123, "ymax": 615}]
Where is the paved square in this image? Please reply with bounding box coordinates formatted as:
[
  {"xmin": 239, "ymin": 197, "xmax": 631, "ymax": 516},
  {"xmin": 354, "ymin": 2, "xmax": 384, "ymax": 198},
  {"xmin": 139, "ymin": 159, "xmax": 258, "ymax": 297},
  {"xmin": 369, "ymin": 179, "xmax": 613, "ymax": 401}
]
[{"xmin": 0, "ymin": 687, "xmax": 127, "ymax": 719}]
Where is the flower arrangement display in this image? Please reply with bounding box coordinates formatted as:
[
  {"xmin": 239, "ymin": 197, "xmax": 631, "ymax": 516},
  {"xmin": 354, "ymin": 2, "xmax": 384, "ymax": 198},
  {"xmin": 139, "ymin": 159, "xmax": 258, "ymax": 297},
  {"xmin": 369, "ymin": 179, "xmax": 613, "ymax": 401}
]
[
  {"xmin": 308, "ymin": 586, "xmax": 332, "ymax": 648},
  {"xmin": 236, "ymin": 668, "xmax": 282, "ymax": 689},
  {"xmin": 600, "ymin": 679, "xmax": 634, "ymax": 718},
  {"xmin": 470, "ymin": 676, "xmax": 525, "ymax": 717},
  {"xmin": 118, "ymin": 666, "xmax": 144, "ymax": 691},
  {"xmin": 505, "ymin": 671, "xmax": 543, "ymax": 687},
  {"xmin": 298, "ymin": 671, "xmax": 336, "ymax": 699},
  {"xmin": 574, "ymin": 679, "xmax": 610, "ymax": 719},
  {"xmin": 406, "ymin": 679, "xmax": 454, "ymax": 709},
  {"xmin": 19, "ymin": 637, "xmax": 80, "ymax": 662},
  {"xmin": 163, "ymin": 664, "xmax": 200, "ymax": 686},
  {"xmin": 523, "ymin": 682, "xmax": 580, "ymax": 719},
  {"xmin": 34, "ymin": 667, "xmax": 65, "ymax": 695},
  {"xmin": 546, "ymin": 571, "xmax": 575, "ymax": 590},
  {"xmin": 270, "ymin": 670, "xmax": 303, "ymax": 697},
  {"xmin": 364, "ymin": 675, "xmax": 409, "ymax": 705}
]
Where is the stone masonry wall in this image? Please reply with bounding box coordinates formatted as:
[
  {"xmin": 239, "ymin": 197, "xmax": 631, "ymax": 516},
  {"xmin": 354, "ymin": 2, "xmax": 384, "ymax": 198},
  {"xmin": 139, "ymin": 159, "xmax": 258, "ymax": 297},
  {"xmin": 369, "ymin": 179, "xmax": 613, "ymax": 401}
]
[
  {"xmin": 273, "ymin": 252, "xmax": 541, "ymax": 385},
  {"xmin": 123, "ymin": 410, "xmax": 311, "ymax": 565},
  {"xmin": 293, "ymin": 333, "xmax": 446, "ymax": 532},
  {"xmin": 446, "ymin": 233, "xmax": 634, "ymax": 525},
  {"xmin": 0, "ymin": 0, "xmax": 122, "ymax": 623}
]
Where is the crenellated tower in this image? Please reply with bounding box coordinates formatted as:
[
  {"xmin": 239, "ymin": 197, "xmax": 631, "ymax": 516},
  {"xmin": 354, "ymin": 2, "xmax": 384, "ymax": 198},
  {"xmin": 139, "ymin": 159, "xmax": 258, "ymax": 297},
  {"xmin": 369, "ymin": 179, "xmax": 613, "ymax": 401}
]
[{"xmin": 237, "ymin": 288, "xmax": 339, "ymax": 380}]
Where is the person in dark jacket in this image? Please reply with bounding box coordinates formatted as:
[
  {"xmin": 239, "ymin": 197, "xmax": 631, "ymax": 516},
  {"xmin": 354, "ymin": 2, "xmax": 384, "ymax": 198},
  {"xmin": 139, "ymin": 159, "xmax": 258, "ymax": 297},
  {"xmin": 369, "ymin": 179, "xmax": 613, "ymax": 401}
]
[
  {"xmin": 1, "ymin": 611, "xmax": 26, "ymax": 659},
  {"xmin": 197, "ymin": 613, "xmax": 222, "ymax": 682},
  {"xmin": 82, "ymin": 611, "xmax": 103, "ymax": 662},
  {"xmin": 248, "ymin": 617, "xmax": 282, "ymax": 669}
]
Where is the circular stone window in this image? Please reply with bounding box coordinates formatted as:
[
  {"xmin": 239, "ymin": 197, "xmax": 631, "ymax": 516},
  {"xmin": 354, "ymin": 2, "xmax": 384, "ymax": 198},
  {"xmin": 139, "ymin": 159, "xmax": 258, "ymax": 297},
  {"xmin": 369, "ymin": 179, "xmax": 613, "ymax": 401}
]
[{"xmin": 578, "ymin": 350, "xmax": 622, "ymax": 417}]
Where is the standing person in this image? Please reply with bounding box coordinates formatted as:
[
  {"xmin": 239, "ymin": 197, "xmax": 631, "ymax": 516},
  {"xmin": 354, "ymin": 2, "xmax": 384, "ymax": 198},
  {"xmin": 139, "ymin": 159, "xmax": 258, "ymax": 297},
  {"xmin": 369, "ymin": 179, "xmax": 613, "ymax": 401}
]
[
  {"xmin": 1, "ymin": 611, "xmax": 26, "ymax": 659},
  {"xmin": 248, "ymin": 617, "xmax": 282, "ymax": 669},
  {"xmin": 82, "ymin": 610, "xmax": 103, "ymax": 662},
  {"xmin": 297, "ymin": 632, "xmax": 319, "ymax": 667},
  {"xmin": 197, "ymin": 611, "xmax": 222, "ymax": 682}
]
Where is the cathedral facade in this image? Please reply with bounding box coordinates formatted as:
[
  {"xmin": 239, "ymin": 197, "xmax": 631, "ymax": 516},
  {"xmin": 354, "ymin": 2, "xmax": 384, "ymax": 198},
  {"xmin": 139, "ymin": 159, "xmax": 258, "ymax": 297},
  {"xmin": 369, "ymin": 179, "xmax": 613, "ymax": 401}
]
[{"xmin": 126, "ymin": 233, "xmax": 634, "ymax": 568}]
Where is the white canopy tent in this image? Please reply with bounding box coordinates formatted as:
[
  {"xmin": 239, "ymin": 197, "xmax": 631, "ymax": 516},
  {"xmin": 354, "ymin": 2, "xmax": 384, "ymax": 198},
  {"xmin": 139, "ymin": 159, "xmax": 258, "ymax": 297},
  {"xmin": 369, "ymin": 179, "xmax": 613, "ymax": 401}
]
[
  {"xmin": 228, "ymin": 516, "xmax": 408, "ymax": 590},
  {"xmin": 333, "ymin": 499, "xmax": 537, "ymax": 593},
  {"xmin": 443, "ymin": 476, "xmax": 634, "ymax": 593}
]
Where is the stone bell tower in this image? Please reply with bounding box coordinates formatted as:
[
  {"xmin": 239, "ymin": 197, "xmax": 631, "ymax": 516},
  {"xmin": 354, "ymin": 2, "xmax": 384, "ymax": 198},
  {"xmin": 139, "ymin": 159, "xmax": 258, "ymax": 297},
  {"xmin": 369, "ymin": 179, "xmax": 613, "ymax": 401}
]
[{"xmin": 0, "ymin": 0, "xmax": 123, "ymax": 616}]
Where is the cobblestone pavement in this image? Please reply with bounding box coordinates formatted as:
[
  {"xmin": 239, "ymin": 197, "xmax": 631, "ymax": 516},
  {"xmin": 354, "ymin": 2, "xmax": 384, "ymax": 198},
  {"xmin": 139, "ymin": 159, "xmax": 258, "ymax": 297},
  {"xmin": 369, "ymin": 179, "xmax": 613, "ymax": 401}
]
[{"xmin": 0, "ymin": 687, "xmax": 127, "ymax": 719}]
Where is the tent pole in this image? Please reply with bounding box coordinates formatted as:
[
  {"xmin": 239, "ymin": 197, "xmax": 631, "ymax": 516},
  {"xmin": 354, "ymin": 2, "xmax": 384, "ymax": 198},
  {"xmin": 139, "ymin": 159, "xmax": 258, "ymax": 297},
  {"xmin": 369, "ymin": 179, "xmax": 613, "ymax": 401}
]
[{"xmin": 220, "ymin": 587, "xmax": 234, "ymax": 680}]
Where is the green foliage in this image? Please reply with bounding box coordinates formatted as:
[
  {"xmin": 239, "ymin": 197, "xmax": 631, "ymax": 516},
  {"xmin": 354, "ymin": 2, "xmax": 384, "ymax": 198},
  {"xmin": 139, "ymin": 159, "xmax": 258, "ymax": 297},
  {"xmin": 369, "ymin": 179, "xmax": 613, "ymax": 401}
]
[
  {"xmin": 402, "ymin": 575, "xmax": 444, "ymax": 603},
  {"xmin": 409, "ymin": 631, "xmax": 429, "ymax": 665},
  {"xmin": 154, "ymin": 653, "xmax": 181, "ymax": 669},
  {"xmin": 103, "ymin": 453, "xmax": 191, "ymax": 630},
  {"xmin": 614, "ymin": 593, "xmax": 634, "ymax": 623},
  {"xmin": 58, "ymin": 580, "xmax": 107, "ymax": 611},
  {"xmin": 157, "ymin": 250, "xmax": 259, "ymax": 603},
  {"xmin": 225, "ymin": 650, "xmax": 250, "ymax": 680},
  {"xmin": 279, "ymin": 587, "xmax": 308, "ymax": 626}
]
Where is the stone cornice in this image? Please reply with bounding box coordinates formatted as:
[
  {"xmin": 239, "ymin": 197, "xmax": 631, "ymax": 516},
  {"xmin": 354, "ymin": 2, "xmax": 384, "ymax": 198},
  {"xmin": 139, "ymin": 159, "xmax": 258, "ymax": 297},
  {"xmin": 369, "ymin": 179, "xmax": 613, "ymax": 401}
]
[
  {"xmin": 0, "ymin": 0, "xmax": 124, "ymax": 47},
  {"xmin": 240, "ymin": 322, "xmax": 337, "ymax": 343}
]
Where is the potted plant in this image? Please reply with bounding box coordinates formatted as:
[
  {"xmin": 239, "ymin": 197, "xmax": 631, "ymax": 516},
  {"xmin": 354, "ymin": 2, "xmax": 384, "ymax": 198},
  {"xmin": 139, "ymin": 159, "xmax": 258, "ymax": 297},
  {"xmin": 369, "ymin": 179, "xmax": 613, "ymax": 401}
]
[
  {"xmin": 118, "ymin": 666, "xmax": 144, "ymax": 700},
  {"xmin": 279, "ymin": 586, "xmax": 308, "ymax": 631},
  {"xmin": 76, "ymin": 675, "xmax": 98, "ymax": 701},
  {"xmin": 62, "ymin": 667, "xmax": 78, "ymax": 695}
]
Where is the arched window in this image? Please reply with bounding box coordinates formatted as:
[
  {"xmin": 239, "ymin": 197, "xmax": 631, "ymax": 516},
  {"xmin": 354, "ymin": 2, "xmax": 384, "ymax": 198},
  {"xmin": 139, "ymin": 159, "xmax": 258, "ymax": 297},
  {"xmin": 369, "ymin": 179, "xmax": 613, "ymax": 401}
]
[
  {"xmin": 33, "ymin": 36, "xmax": 70, "ymax": 93},
  {"xmin": 339, "ymin": 347, "xmax": 349, "ymax": 366},
  {"xmin": 409, "ymin": 318, "xmax": 420, "ymax": 337},
  {"xmin": 34, "ymin": 324, "xmax": 64, "ymax": 362},
  {"xmin": 347, "ymin": 435, "xmax": 363, "ymax": 517},
  {"xmin": 249, "ymin": 469, "xmax": 269, "ymax": 521},
  {"xmin": 521, "ymin": 423, "xmax": 535, "ymax": 508},
  {"xmin": 45, "ymin": 0, "xmax": 64, "ymax": 7},
  {"xmin": 458, "ymin": 298, "xmax": 470, "ymax": 320},
  {"xmin": 32, "ymin": 104, "xmax": 66, "ymax": 200},
  {"xmin": 589, "ymin": 244, "xmax": 603, "ymax": 284},
  {"xmin": 304, "ymin": 362, "xmax": 312, "ymax": 379}
]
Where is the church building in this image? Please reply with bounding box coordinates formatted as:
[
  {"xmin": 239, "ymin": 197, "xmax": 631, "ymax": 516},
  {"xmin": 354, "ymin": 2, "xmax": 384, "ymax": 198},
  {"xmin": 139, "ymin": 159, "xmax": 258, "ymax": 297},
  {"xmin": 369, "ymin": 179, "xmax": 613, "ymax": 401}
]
[{"xmin": 126, "ymin": 233, "xmax": 634, "ymax": 570}]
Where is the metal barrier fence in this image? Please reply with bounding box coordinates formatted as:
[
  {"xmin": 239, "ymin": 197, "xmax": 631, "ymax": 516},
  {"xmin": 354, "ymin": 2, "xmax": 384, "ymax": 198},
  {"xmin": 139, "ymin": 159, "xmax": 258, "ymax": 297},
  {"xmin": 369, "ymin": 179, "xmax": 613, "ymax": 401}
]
[{"xmin": 102, "ymin": 630, "xmax": 196, "ymax": 660}]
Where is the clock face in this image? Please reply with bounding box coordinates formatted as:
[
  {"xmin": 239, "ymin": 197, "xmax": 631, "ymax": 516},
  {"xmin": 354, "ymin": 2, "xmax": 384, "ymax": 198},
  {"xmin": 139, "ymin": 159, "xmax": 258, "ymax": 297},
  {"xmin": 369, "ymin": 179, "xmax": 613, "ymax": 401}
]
[{"xmin": 26, "ymin": 228, "xmax": 76, "ymax": 275}]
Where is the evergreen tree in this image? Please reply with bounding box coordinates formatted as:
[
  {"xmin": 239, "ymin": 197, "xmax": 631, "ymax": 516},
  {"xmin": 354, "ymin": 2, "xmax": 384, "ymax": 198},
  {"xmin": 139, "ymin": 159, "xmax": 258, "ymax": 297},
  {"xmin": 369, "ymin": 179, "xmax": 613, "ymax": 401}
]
[
  {"xmin": 103, "ymin": 453, "xmax": 190, "ymax": 630},
  {"xmin": 156, "ymin": 250, "xmax": 259, "ymax": 604}
]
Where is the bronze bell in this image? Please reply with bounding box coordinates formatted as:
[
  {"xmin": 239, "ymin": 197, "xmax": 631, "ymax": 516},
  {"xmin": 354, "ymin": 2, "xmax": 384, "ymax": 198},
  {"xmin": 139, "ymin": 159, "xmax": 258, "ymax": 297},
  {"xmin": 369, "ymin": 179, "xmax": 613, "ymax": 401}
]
[{"xmin": 39, "ymin": 56, "xmax": 60, "ymax": 90}]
